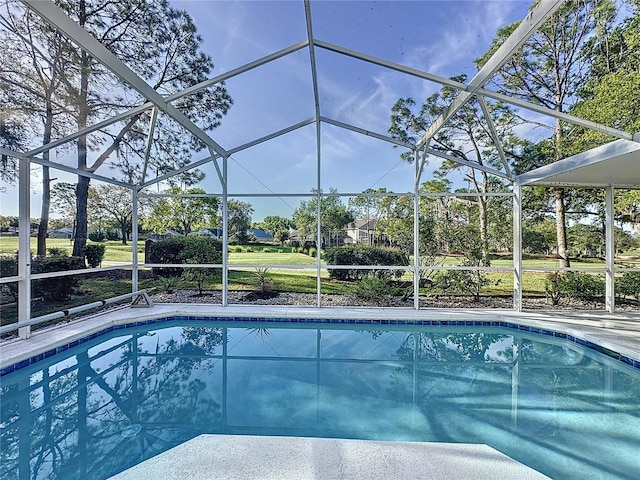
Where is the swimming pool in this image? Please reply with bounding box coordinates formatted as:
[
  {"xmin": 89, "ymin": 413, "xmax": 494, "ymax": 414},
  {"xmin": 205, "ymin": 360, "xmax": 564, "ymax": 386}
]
[{"xmin": 1, "ymin": 318, "xmax": 639, "ymax": 479}]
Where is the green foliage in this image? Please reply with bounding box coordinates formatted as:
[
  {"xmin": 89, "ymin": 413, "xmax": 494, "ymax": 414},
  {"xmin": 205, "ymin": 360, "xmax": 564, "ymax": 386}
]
[
  {"xmin": 274, "ymin": 229, "xmax": 290, "ymax": 245},
  {"xmin": 47, "ymin": 247, "xmax": 68, "ymax": 257},
  {"xmin": 292, "ymin": 189, "xmax": 354, "ymax": 247},
  {"xmin": 0, "ymin": 255, "xmax": 18, "ymax": 301},
  {"xmin": 308, "ymin": 247, "xmax": 317, "ymax": 258},
  {"xmin": 146, "ymin": 236, "xmax": 222, "ymax": 278},
  {"xmin": 144, "ymin": 187, "xmax": 219, "ymax": 235},
  {"xmin": 159, "ymin": 276, "xmax": 179, "ymax": 293},
  {"xmin": 435, "ymin": 251, "xmax": 496, "ymax": 302},
  {"xmin": 324, "ymin": 245, "xmax": 408, "ymax": 281},
  {"xmin": 352, "ymin": 277, "xmax": 400, "ymax": 305},
  {"xmin": 544, "ymin": 272, "xmax": 563, "ymax": 306},
  {"xmin": 32, "ymin": 256, "xmax": 84, "ymax": 301},
  {"xmin": 545, "ymin": 271, "xmax": 606, "ymax": 305},
  {"xmin": 88, "ymin": 231, "xmax": 105, "ymax": 242},
  {"xmin": 84, "ymin": 244, "xmax": 106, "ymax": 268},
  {"xmin": 227, "ymin": 200, "xmax": 254, "ymax": 245},
  {"xmin": 180, "ymin": 236, "xmax": 224, "ymax": 294},
  {"xmin": 617, "ymin": 271, "xmax": 640, "ymax": 302},
  {"xmin": 253, "ymin": 267, "xmax": 272, "ymax": 291}
]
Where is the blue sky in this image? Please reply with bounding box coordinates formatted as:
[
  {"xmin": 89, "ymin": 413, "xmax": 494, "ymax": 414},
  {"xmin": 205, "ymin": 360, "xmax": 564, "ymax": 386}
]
[{"xmin": 2, "ymin": 0, "xmax": 534, "ymax": 222}]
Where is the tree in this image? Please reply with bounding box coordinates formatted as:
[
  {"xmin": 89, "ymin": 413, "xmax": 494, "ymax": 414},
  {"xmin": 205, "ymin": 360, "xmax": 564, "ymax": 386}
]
[
  {"xmin": 144, "ymin": 187, "xmax": 218, "ymax": 235},
  {"xmin": 254, "ymin": 215, "xmax": 294, "ymax": 237},
  {"xmin": 390, "ymin": 79, "xmax": 515, "ymax": 265},
  {"xmin": 571, "ymin": 0, "xmax": 640, "ymax": 148},
  {"xmin": 0, "ymin": 4, "xmax": 74, "ymax": 255},
  {"xmin": 50, "ymin": 182, "xmax": 77, "ymax": 225},
  {"xmin": 477, "ymin": 0, "xmax": 616, "ymax": 267},
  {"xmin": 274, "ymin": 229, "xmax": 289, "ymax": 245},
  {"xmin": 292, "ymin": 189, "xmax": 354, "ymax": 248},
  {"xmin": 88, "ymin": 184, "xmax": 135, "ymax": 244},
  {"xmin": 1, "ymin": 0, "xmax": 232, "ymax": 258},
  {"xmin": 180, "ymin": 236, "xmax": 222, "ymax": 294},
  {"xmin": 227, "ymin": 200, "xmax": 254, "ymax": 245}
]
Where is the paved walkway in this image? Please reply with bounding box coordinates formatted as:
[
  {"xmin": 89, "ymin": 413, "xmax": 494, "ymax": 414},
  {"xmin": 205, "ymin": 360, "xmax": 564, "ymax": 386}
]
[{"xmin": 108, "ymin": 435, "xmax": 551, "ymax": 480}]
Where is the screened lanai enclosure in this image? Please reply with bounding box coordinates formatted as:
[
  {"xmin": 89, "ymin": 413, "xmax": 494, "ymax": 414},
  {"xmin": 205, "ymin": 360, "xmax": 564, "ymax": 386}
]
[{"xmin": 1, "ymin": 0, "xmax": 639, "ymax": 338}]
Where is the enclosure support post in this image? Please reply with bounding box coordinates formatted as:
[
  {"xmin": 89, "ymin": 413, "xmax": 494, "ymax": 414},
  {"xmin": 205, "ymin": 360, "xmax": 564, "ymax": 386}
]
[
  {"xmin": 605, "ymin": 186, "xmax": 615, "ymax": 313},
  {"xmin": 18, "ymin": 157, "xmax": 31, "ymax": 339},
  {"xmin": 513, "ymin": 183, "xmax": 522, "ymax": 312},
  {"xmin": 222, "ymin": 156, "xmax": 228, "ymax": 306},
  {"xmin": 413, "ymin": 149, "xmax": 421, "ymax": 310},
  {"xmin": 132, "ymin": 188, "xmax": 139, "ymax": 293}
]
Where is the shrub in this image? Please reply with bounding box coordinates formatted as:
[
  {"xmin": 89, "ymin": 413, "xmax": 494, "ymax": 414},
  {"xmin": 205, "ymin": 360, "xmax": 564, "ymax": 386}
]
[
  {"xmin": 32, "ymin": 256, "xmax": 84, "ymax": 301},
  {"xmin": 352, "ymin": 277, "xmax": 400, "ymax": 305},
  {"xmin": 544, "ymin": 272, "xmax": 563, "ymax": 305},
  {"xmin": 545, "ymin": 271, "xmax": 605, "ymax": 305},
  {"xmin": 47, "ymin": 247, "xmax": 68, "ymax": 257},
  {"xmin": 435, "ymin": 251, "xmax": 496, "ymax": 301},
  {"xmin": 617, "ymin": 271, "xmax": 640, "ymax": 302},
  {"xmin": 146, "ymin": 237, "xmax": 190, "ymax": 277},
  {"xmin": 0, "ymin": 255, "xmax": 18, "ymax": 301},
  {"xmin": 324, "ymin": 245, "xmax": 408, "ymax": 281},
  {"xmin": 308, "ymin": 247, "xmax": 317, "ymax": 258},
  {"xmin": 232, "ymin": 246, "xmax": 243, "ymax": 253},
  {"xmin": 89, "ymin": 231, "xmax": 105, "ymax": 242},
  {"xmin": 560, "ymin": 272, "xmax": 605, "ymax": 303},
  {"xmin": 262, "ymin": 247, "xmax": 272, "ymax": 253},
  {"xmin": 146, "ymin": 236, "xmax": 222, "ymax": 277},
  {"xmin": 179, "ymin": 237, "xmax": 224, "ymax": 294},
  {"xmin": 84, "ymin": 244, "xmax": 106, "ymax": 268}
]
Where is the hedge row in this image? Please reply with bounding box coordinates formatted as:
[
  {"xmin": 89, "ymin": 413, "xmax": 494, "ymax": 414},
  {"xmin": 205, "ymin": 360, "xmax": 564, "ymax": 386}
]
[
  {"xmin": 146, "ymin": 236, "xmax": 223, "ymax": 277},
  {"xmin": 324, "ymin": 245, "xmax": 408, "ymax": 281}
]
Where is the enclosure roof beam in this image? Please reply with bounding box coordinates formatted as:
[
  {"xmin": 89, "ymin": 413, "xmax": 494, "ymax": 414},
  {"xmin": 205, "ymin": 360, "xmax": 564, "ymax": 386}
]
[
  {"xmin": 314, "ymin": 40, "xmax": 468, "ymax": 91},
  {"xmin": 478, "ymin": 90, "xmax": 634, "ymax": 142},
  {"xmin": 26, "ymin": 105, "xmax": 152, "ymax": 157},
  {"xmin": 24, "ymin": 41, "xmax": 309, "ymax": 158},
  {"xmin": 426, "ymin": 148, "xmax": 511, "ymax": 180},
  {"xmin": 22, "ymin": 0, "xmax": 228, "ymax": 158},
  {"xmin": 321, "ymin": 117, "xmax": 415, "ymax": 149},
  {"xmin": 227, "ymin": 118, "xmax": 316, "ymax": 156},
  {"xmin": 1, "ymin": 147, "xmax": 133, "ymax": 188},
  {"xmin": 174, "ymin": 40, "xmax": 310, "ymax": 99},
  {"xmin": 140, "ymin": 107, "xmax": 159, "ymax": 185},
  {"xmin": 477, "ymin": 96, "xmax": 512, "ymax": 178},
  {"xmin": 415, "ymin": 0, "xmax": 563, "ymax": 149},
  {"xmin": 140, "ymin": 155, "xmax": 215, "ymax": 189}
]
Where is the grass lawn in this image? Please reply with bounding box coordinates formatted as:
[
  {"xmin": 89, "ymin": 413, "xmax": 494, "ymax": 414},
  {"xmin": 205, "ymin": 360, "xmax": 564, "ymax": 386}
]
[{"xmin": 3, "ymin": 238, "xmax": 636, "ymax": 328}]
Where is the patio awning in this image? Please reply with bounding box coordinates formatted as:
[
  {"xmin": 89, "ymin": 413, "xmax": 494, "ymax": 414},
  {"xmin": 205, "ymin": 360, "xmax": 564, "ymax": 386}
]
[{"xmin": 516, "ymin": 139, "xmax": 640, "ymax": 188}]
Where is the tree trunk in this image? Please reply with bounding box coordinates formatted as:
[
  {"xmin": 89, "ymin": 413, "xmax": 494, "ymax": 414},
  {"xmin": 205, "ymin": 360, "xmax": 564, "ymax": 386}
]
[
  {"xmin": 74, "ymin": 176, "xmax": 90, "ymax": 258},
  {"xmin": 37, "ymin": 96, "xmax": 54, "ymax": 257},
  {"xmin": 72, "ymin": 2, "xmax": 90, "ymax": 259},
  {"xmin": 37, "ymin": 167, "xmax": 51, "ymax": 256},
  {"xmin": 555, "ymin": 187, "xmax": 570, "ymax": 267}
]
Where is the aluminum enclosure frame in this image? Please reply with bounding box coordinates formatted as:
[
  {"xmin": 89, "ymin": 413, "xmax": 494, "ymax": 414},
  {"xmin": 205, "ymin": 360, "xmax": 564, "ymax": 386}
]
[{"xmin": 3, "ymin": 0, "xmax": 640, "ymax": 337}]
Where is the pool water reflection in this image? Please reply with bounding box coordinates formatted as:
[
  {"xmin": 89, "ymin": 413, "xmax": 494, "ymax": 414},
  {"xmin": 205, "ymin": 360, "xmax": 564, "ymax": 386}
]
[{"xmin": 1, "ymin": 321, "xmax": 639, "ymax": 479}]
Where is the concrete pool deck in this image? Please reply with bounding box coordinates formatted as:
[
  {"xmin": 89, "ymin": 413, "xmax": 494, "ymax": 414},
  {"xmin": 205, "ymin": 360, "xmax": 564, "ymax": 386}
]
[
  {"xmin": 108, "ymin": 435, "xmax": 551, "ymax": 480},
  {"xmin": 2, "ymin": 303, "xmax": 640, "ymax": 369}
]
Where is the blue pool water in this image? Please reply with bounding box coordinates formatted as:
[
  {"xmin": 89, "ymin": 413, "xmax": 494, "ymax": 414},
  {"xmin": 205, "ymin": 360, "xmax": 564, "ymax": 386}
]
[{"xmin": 1, "ymin": 319, "xmax": 640, "ymax": 479}]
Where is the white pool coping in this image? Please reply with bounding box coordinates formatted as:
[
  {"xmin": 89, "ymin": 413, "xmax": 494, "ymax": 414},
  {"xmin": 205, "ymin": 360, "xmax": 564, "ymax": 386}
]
[
  {"xmin": 107, "ymin": 434, "xmax": 551, "ymax": 480},
  {"xmin": 2, "ymin": 303, "xmax": 640, "ymax": 369}
]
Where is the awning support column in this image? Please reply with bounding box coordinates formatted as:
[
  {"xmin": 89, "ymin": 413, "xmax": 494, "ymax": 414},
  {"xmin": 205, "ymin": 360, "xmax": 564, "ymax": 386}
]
[
  {"xmin": 18, "ymin": 157, "xmax": 31, "ymax": 339},
  {"xmin": 605, "ymin": 186, "xmax": 615, "ymax": 313},
  {"xmin": 513, "ymin": 183, "xmax": 522, "ymax": 312}
]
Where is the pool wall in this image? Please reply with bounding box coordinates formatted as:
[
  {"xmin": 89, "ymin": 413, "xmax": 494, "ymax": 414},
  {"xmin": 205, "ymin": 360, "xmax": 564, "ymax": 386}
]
[{"xmin": 2, "ymin": 305, "xmax": 640, "ymax": 376}]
